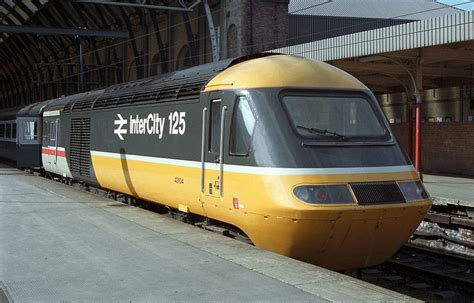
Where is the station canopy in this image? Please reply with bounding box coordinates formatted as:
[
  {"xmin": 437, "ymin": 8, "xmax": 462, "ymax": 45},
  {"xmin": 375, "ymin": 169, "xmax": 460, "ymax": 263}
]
[{"xmin": 277, "ymin": 9, "xmax": 474, "ymax": 94}]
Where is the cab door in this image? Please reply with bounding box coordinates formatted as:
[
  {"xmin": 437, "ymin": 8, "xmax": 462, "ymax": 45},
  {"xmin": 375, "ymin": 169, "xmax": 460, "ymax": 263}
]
[{"xmin": 200, "ymin": 92, "xmax": 230, "ymax": 208}]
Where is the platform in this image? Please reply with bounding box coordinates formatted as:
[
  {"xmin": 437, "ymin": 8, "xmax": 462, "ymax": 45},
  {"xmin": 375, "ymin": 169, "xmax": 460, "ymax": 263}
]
[
  {"xmin": 423, "ymin": 174, "xmax": 474, "ymax": 208},
  {"xmin": 0, "ymin": 164, "xmax": 417, "ymax": 302}
]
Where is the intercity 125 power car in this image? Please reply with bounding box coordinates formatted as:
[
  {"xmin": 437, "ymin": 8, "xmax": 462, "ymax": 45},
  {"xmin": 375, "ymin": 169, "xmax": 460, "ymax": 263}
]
[{"xmin": 0, "ymin": 54, "xmax": 431, "ymax": 270}]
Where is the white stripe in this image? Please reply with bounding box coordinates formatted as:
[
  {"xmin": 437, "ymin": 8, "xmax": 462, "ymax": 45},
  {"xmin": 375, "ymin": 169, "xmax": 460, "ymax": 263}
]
[
  {"xmin": 90, "ymin": 150, "xmax": 415, "ymax": 176},
  {"xmin": 46, "ymin": 146, "xmax": 65, "ymax": 151},
  {"xmin": 43, "ymin": 110, "xmax": 61, "ymax": 117}
]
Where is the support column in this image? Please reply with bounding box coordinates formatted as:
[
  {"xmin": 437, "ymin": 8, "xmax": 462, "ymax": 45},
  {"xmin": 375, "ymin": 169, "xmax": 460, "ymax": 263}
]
[
  {"xmin": 407, "ymin": 95, "xmax": 414, "ymax": 161},
  {"xmin": 203, "ymin": 0, "xmax": 219, "ymax": 62},
  {"xmin": 79, "ymin": 40, "xmax": 84, "ymax": 90},
  {"xmin": 414, "ymin": 58, "xmax": 423, "ymax": 174}
]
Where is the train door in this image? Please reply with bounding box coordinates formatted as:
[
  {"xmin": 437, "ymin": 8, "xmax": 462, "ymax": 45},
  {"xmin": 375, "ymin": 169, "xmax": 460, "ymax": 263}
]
[
  {"xmin": 17, "ymin": 117, "xmax": 41, "ymax": 168},
  {"xmin": 200, "ymin": 92, "xmax": 229, "ymax": 207},
  {"xmin": 42, "ymin": 117, "xmax": 59, "ymax": 174}
]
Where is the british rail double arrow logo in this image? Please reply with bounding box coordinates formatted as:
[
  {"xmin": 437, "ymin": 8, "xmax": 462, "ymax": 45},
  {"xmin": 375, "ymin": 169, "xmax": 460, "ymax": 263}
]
[{"xmin": 114, "ymin": 114, "xmax": 128, "ymax": 140}]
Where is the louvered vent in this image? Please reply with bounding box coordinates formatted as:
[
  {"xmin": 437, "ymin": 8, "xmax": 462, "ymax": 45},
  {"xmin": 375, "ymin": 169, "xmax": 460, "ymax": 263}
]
[
  {"xmin": 177, "ymin": 82, "xmax": 202, "ymax": 98},
  {"xmin": 71, "ymin": 98, "xmax": 95, "ymax": 112},
  {"xmin": 92, "ymin": 76, "xmax": 208, "ymax": 110},
  {"xmin": 63, "ymin": 101, "xmax": 74, "ymax": 113},
  {"xmin": 70, "ymin": 118, "xmax": 91, "ymax": 177},
  {"xmin": 350, "ymin": 182, "xmax": 405, "ymax": 205}
]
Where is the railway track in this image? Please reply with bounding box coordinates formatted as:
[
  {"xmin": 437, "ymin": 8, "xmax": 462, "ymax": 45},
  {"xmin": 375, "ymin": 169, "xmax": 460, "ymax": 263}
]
[
  {"xmin": 387, "ymin": 244, "xmax": 474, "ymax": 293},
  {"xmin": 425, "ymin": 203, "xmax": 474, "ymax": 230},
  {"xmin": 411, "ymin": 203, "xmax": 474, "ymax": 257},
  {"xmin": 350, "ymin": 244, "xmax": 474, "ymax": 301}
]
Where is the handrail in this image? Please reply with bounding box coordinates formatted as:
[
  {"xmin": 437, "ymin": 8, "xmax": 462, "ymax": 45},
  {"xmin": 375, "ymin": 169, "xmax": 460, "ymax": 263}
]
[
  {"xmin": 200, "ymin": 107, "xmax": 207, "ymax": 193},
  {"xmin": 219, "ymin": 105, "xmax": 227, "ymax": 197},
  {"xmin": 54, "ymin": 118, "xmax": 59, "ymax": 164}
]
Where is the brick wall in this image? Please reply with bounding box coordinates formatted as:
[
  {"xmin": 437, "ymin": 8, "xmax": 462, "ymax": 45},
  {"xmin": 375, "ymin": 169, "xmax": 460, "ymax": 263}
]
[
  {"xmin": 220, "ymin": 0, "xmax": 289, "ymax": 57},
  {"xmin": 249, "ymin": 0, "xmax": 289, "ymax": 53},
  {"xmin": 390, "ymin": 123, "xmax": 474, "ymax": 176}
]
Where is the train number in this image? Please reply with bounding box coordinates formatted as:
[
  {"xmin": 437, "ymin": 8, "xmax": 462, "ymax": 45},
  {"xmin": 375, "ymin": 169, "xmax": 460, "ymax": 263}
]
[
  {"xmin": 174, "ymin": 177, "xmax": 185, "ymax": 184},
  {"xmin": 169, "ymin": 112, "xmax": 186, "ymax": 135}
]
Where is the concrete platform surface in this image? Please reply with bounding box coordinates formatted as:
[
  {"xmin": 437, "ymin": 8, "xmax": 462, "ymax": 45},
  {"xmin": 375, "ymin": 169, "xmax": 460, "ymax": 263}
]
[
  {"xmin": 423, "ymin": 174, "xmax": 474, "ymax": 207},
  {"xmin": 0, "ymin": 165, "xmax": 417, "ymax": 302}
]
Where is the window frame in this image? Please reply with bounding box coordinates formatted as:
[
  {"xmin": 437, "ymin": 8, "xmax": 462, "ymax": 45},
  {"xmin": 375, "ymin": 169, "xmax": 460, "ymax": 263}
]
[
  {"xmin": 229, "ymin": 95, "xmax": 258, "ymax": 157},
  {"xmin": 49, "ymin": 120, "xmax": 57, "ymax": 142},
  {"xmin": 18, "ymin": 118, "xmax": 40, "ymax": 144},
  {"xmin": 5, "ymin": 123, "xmax": 11, "ymax": 139},
  {"xmin": 12, "ymin": 122, "xmax": 16, "ymax": 139},
  {"xmin": 280, "ymin": 89, "xmax": 391, "ymax": 143},
  {"xmin": 208, "ymin": 98, "xmax": 222, "ymax": 153}
]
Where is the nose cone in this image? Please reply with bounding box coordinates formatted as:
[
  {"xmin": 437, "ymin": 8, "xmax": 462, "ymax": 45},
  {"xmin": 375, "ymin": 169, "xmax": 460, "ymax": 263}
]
[{"xmin": 250, "ymin": 200, "xmax": 431, "ymax": 270}]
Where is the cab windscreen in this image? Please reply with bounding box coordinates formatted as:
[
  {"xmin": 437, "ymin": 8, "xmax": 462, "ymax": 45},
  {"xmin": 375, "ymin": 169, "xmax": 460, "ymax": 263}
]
[{"xmin": 282, "ymin": 95, "xmax": 388, "ymax": 141}]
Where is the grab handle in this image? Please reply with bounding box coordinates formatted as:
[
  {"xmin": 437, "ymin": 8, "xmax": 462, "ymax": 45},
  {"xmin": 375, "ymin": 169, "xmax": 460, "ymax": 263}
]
[{"xmin": 218, "ymin": 106, "xmax": 227, "ymax": 197}]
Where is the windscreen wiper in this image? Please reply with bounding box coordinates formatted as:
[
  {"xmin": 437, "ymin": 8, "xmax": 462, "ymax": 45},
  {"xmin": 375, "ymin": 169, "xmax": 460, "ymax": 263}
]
[{"xmin": 296, "ymin": 125, "xmax": 347, "ymax": 139}]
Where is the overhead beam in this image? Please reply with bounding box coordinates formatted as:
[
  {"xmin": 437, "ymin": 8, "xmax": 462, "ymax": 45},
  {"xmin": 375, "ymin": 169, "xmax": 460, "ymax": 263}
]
[
  {"xmin": 365, "ymin": 85, "xmax": 396, "ymax": 94},
  {"xmin": 332, "ymin": 61, "xmax": 471, "ymax": 79},
  {"xmin": 384, "ymin": 48, "xmax": 474, "ymax": 62},
  {"xmin": 71, "ymin": 0, "xmax": 193, "ymax": 12},
  {"xmin": 356, "ymin": 75, "xmax": 438, "ymax": 88},
  {"xmin": 356, "ymin": 75, "xmax": 408, "ymax": 87},
  {"xmin": 0, "ymin": 24, "xmax": 130, "ymax": 38}
]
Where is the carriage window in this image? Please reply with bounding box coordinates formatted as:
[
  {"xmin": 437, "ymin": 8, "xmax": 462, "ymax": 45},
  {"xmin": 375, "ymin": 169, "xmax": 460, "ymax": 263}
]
[
  {"xmin": 33, "ymin": 122, "xmax": 38, "ymax": 139},
  {"xmin": 0, "ymin": 124, "xmax": 4, "ymax": 138},
  {"xmin": 209, "ymin": 99, "xmax": 222, "ymax": 153},
  {"xmin": 22, "ymin": 121, "xmax": 38, "ymax": 141},
  {"xmin": 230, "ymin": 96, "xmax": 256, "ymax": 156},
  {"xmin": 12, "ymin": 123, "xmax": 16, "ymax": 139},
  {"xmin": 6, "ymin": 123, "xmax": 11, "ymax": 139}
]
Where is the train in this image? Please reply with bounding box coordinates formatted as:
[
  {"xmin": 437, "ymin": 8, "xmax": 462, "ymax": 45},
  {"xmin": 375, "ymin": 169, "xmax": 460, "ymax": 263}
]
[{"xmin": 0, "ymin": 54, "xmax": 431, "ymax": 270}]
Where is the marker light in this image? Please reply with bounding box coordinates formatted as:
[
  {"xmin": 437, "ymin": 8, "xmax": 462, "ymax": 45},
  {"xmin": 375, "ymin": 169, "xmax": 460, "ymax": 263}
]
[
  {"xmin": 293, "ymin": 185, "xmax": 354, "ymax": 204},
  {"xmin": 398, "ymin": 181, "xmax": 429, "ymax": 202}
]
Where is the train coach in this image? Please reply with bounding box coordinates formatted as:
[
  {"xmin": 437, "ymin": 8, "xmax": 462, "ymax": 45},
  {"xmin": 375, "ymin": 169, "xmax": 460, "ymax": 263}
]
[
  {"xmin": 3, "ymin": 54, "xmax": 431, "ymax": 270},
  {"xmin": 0, "ymin": 108, "xmax": 18, "ymax": 163}
]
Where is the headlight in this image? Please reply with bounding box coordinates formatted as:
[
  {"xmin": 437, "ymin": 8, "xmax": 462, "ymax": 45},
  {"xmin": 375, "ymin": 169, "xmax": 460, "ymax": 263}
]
[
  {"xmin": 398, "ymin": 181, "xmax": 429, "ymax": 202},
  {"xmin": 293, "ymin": 185, "xmax": 354, "ymax": 204}
]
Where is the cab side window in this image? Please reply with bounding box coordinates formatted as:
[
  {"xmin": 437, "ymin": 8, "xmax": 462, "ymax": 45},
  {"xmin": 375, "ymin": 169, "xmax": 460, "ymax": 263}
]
[
  {"xmin": 0, "ymin": 124, "xmax": 4, "ymax": 138},
  {"xmin": 230, "ymin": 96, "xmax": 256, "ymax": 156},
  {"xmin": 209, "ymin": 99, "xmax": 222, "ymax": 153}
]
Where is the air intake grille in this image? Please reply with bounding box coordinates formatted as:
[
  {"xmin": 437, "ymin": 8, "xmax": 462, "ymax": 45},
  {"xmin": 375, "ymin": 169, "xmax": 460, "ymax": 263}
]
[
  {"xmin": 70, "ymin": 118, "xmax": 91, "ymax": 177},
  {"xmin": 92, "ymin": 77, "xmax": 208, "ymax": 110},
  {"xmin": 350, "ymin": 182, "xmax": 405, "ymax": 205},
  {"xmin": 63, "ymin": 101, "xmax": 74, "ymax": 112}
]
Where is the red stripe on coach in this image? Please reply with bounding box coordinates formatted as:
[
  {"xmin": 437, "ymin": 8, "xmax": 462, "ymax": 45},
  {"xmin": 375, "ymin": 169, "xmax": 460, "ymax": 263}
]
[{"xmin": 42, "ymin": 148, "xmax": 66, "ymax": 157}]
